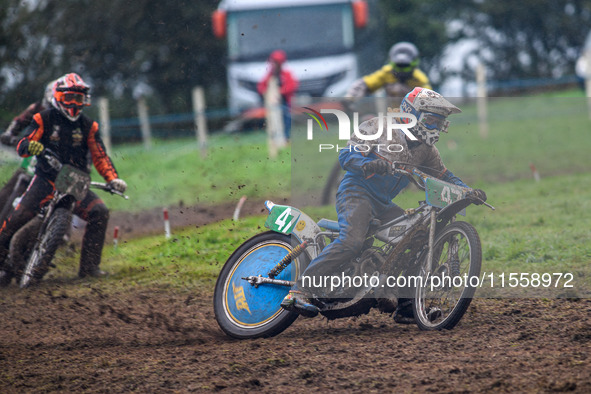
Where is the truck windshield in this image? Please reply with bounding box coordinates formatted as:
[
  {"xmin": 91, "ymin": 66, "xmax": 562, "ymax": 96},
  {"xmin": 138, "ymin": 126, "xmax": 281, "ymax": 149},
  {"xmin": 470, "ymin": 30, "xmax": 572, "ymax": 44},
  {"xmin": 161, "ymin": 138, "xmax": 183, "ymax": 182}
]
[{"xmin": 227, "ymin": 3, "xmax": 354, "ymax": 62}]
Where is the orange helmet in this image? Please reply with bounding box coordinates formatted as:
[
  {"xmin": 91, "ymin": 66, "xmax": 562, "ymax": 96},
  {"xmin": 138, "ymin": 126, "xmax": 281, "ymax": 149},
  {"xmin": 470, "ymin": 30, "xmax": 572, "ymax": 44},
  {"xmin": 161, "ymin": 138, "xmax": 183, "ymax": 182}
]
[{"xmin": 52, "ymin": 73, "xmax": 91, "ymax": 121}]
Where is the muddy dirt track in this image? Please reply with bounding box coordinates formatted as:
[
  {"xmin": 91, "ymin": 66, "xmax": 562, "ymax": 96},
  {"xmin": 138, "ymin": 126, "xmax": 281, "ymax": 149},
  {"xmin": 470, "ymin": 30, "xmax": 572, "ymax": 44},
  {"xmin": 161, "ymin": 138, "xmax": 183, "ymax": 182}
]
[{"xmin": 1, "ymin": 204, "xmax": 590, "ymax": 393}]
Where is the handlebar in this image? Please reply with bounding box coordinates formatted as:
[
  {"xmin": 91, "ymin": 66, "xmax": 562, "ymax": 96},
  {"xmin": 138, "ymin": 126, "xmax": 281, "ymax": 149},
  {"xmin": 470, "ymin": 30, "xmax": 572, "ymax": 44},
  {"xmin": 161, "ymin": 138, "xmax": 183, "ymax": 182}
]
[
  {"xmin": 39, "ymin": 149, "xmax": 128, "ymax": 200},
  {"xmin": 390, "ymin": 161, "xmax": 495, "ymax": 210},
  {"xmin": 41, "ymin": 148, "xmax": 62, "ymax": 172},
  {"xmin": 90, "ymin": 182, "xmax": 129, "ymax": 199}
]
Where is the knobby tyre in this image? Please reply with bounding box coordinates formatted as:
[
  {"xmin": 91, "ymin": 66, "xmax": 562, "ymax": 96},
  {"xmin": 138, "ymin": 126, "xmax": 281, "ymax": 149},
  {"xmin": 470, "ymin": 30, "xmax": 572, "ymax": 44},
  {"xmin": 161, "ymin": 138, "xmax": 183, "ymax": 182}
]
[
  {"xmin": 20, "ymin": 208, "xmax": 71, "ymax": 288},
  {"xmin": 213, "ymin": 231, "xmax": 308, "ymax": 339},
  {"xmin": 413, "ymin": 220, "xmax": 482, "ymax": 330}
]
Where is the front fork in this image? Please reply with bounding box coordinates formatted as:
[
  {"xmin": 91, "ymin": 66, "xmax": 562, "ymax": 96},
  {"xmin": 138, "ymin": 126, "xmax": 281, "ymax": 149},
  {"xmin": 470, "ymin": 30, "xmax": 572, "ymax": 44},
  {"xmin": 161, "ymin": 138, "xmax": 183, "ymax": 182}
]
[
  {"xmin": 242, "ymin": 239, "xmax": 309, "ymax": 288},
  {"xmin": 425, "ymin": 209, "xmax": 437, "ymax": 274}
]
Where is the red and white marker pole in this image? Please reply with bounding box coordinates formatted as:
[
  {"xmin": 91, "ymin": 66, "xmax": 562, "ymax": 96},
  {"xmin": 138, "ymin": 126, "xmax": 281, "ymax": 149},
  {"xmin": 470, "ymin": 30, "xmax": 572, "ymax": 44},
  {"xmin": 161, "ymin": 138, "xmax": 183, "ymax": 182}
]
[
  {"xmin": 113, "ymin": 226, "xmax": 119, "ymax": 249},
  {"xmin": 163, "ymin": 208, "xmax": 171, "ymax": 239},
  {"xmin": 233, "ymin": 196, "xmax": 248, "ymax": 221},
  {"xmin": 529, "ymin": 163, "xmax": 541, "ymax": 182}
]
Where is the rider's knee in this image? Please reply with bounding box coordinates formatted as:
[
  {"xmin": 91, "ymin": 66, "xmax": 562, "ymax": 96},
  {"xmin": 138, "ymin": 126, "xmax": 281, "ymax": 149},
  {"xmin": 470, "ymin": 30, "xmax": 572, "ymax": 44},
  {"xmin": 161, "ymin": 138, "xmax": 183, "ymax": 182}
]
[{"xmin": 88, "ymin": 203, "xmax": 109, "ymax": 224}]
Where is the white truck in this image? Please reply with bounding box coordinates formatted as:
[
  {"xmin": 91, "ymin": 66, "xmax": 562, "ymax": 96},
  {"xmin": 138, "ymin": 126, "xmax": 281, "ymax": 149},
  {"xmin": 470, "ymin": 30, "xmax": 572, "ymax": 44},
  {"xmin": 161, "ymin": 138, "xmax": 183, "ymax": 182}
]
[{"xmin": 212, "ymin": 0, "xmax": 378, "ymax": 115}]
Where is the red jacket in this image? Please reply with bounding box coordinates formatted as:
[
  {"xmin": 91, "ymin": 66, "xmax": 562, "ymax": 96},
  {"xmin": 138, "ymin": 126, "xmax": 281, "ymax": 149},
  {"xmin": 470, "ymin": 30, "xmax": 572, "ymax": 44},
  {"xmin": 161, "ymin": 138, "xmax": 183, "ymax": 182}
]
[{"xmin": 257, "ymin": 69, "xmax": 299, "ymax": 107}]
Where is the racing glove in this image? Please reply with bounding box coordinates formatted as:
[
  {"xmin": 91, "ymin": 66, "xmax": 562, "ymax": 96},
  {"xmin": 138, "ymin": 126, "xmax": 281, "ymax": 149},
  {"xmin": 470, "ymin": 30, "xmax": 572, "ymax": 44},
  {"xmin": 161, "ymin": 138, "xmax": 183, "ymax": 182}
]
[
  {"xmin": 469, "ymin": 189, "xmax": 487, "ymax": 205},
  {"xmin": 109, "ymin": 178, "xmax": 127, "ymax": 193},
  {"xmin": 362, "ymin": 159, "xmax": 391, "ymax": 177},
  {"xmin": 27, "ymin": 141, "xmax": 44, "ymax": 155}
]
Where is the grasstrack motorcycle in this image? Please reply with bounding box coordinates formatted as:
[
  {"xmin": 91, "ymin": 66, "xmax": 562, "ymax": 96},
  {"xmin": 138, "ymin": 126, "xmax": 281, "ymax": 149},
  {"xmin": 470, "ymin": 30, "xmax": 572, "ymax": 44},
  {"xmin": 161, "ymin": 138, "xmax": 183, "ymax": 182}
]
[
  {"xmin": 2, "ymin": 149, "xmax": 128, "ymax": 288},
  {"xmin": 214, "ymin": 163, "xmax": 495, "ymax": 339}
]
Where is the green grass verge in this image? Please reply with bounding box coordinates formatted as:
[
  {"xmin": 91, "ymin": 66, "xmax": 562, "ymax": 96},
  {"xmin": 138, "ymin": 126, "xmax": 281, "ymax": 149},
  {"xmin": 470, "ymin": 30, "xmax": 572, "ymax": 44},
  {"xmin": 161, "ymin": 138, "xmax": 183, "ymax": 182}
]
[{"xmin": 43, "ymin": 171, "xmax": 590, "ymax": 298}]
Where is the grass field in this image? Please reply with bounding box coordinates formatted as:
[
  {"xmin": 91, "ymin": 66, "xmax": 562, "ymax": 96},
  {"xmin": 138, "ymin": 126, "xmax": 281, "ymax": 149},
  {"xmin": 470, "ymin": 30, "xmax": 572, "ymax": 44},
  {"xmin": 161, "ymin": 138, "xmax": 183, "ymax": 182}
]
[
  {"xmin": 42, "ymin": 170, "xmax": 591, "ymax": 299},
  {"xmin": 1, "ymin": 92, "xmax": 590, "ymax": 296}
]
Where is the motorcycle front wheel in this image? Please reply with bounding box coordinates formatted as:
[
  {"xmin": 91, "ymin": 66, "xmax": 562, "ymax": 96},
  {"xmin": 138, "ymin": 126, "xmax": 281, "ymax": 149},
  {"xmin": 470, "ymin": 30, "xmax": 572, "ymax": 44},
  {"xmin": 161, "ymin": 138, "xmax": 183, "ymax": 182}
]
[
  {"xmin": 213, "ymin": 231, "xmax": 308, "ymax": 339},
  {"xmin": 20, "ymin": 208, "xmax": 71, "ymax": 288},
  {"xmin": 413, "ymin": 220, "xmax": 482, "ymax": 330}
]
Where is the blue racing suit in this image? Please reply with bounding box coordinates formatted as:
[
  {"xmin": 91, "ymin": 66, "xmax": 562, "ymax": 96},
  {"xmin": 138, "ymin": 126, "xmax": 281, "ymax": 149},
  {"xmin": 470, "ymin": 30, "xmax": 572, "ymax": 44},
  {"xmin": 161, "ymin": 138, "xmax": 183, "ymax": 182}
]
[{"xmin": 295, "ymin": 115, "xmax": 468, "ymax": 298}]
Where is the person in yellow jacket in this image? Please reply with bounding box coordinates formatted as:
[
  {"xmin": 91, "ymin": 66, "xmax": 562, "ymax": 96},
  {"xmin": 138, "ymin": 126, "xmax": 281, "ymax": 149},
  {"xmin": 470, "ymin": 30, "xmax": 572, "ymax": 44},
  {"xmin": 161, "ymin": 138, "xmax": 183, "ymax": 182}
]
[{"xmin": 347, "ymin": 42, "xmax": 431, "ymax": 99}]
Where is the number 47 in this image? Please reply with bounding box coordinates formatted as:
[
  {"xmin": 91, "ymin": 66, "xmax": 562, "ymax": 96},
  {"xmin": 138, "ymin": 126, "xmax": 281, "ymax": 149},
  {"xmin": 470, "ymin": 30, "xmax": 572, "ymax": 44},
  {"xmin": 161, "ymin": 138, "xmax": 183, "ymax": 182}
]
[{"xmin": 275, "ymin": 208, "xmax": 294, "ymax": 233}]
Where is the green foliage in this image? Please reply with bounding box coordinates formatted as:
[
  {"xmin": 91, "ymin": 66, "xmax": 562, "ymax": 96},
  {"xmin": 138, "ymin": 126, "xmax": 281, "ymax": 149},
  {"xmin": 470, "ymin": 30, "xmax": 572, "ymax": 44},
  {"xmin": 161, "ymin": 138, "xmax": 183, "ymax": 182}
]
[
  {"xmin": 0, "ymin": 0, "xmax": 225, "ymax": 117},
  {"xmin": 377, "ymin": 0, "xmax": 464, "ymax": 77},
  {"xmin": 449, "ymin": 0, "xmax": 591, "ymax": 81}
]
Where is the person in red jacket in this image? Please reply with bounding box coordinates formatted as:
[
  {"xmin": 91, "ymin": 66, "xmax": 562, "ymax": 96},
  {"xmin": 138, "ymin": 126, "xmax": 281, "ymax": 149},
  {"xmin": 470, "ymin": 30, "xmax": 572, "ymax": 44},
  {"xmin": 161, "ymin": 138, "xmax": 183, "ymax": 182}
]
[
  {"xmin": 257, "ymin": 50, "xmax": 299, "ymax": 140},
  {"xmin": 0, "ymin": 73, "xmax": 127, "ymax": 285}
]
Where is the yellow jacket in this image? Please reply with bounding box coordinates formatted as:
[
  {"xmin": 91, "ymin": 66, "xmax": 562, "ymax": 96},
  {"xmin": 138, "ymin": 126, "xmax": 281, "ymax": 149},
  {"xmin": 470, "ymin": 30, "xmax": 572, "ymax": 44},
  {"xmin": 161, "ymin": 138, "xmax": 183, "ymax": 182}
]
[{"xmin": 362, "ymin": 64, "xmax": 432, "ymax": 92}]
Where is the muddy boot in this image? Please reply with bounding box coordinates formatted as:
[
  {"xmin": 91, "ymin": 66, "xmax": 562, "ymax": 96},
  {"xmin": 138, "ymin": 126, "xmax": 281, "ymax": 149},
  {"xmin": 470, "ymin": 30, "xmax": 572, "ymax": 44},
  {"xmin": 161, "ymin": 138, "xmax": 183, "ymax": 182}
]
[
  {"xmin": 0, "ymin": 269, "xmax": 13, "ymax": 287},
  {"xmin": 393, "ymin": 298, "xmax": 415, "ymax": 324},
  {"xmin": 281, "ymin": 290, "xmax": 319, "ymax": 318},
  {"xmin": 78, "ymin": 261, "xmax": 106, "ymax": 278},
  {"xmin": 78, "ymin": 204, "xmax": 108, "ymax": 279},
  {"xmin": 0, "ymin": 246, "xmax": 11, "ymax": 287}
]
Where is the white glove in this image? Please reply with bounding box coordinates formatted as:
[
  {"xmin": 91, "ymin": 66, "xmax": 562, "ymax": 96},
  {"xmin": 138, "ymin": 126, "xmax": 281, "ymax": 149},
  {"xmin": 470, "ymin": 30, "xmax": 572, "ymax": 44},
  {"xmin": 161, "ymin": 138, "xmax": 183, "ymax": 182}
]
[{"xmin": 109, "ymin": 178, "xmax": 127, "ymax": 193}]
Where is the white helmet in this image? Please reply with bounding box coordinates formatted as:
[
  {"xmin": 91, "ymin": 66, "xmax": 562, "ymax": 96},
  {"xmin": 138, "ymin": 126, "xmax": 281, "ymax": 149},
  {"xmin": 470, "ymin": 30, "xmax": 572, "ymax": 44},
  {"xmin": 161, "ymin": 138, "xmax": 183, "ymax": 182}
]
[{"xmin": 400, "ymin": 87, "xmax": 461, "ymax": 146}]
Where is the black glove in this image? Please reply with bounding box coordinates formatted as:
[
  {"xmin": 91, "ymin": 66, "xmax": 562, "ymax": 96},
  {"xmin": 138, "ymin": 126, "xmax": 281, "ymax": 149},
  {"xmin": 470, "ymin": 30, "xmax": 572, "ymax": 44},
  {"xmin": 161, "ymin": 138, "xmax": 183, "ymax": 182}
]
[
  {"xmin": 362, "ymin": 159, "xmax": 391, "ymax": 177},
  {"xmin": 469, "ymin": 189, "xmax": 487, "ymax": 205}
]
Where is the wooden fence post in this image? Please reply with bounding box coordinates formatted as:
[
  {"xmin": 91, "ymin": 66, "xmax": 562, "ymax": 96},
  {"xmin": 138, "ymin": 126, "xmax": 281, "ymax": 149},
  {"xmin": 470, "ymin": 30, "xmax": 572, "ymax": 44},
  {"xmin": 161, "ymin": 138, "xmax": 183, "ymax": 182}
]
[
  {"xmin": 192, "ymin": 86, "xmax": 208, "ymax": 157},
  {"xmin": 264, "ymin": 76, "xmax": 286, "ymax": 158},
  {"xmin": 584, "ymin": 50, "xmax": 591, "ymax": 120},
  {"xmin": 97, "ymin": 97, "xmax": 112, "ymax": 153},
  {"xmin": 476, "ymin": 63, "xmax": 489, "ymax": 139},
  {"xmin": 137, "ymin": 96, "xmax": 152, "ymax": 150}
]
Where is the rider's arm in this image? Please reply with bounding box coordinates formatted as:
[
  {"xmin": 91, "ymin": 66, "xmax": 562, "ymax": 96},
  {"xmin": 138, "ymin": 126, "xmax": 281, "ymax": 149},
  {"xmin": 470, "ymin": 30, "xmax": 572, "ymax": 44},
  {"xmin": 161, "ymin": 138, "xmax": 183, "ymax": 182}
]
[
  {"xmin": 16, "ymin": 113, "xmax": 44, "ymax": 157},
  {"xmin": 338, "ymin": 148, "xmax": 375, "ymax": 177},
  {"xmin": 421, "ymin": 145, "xmax": 468, "ymax": 187},
  {"xmin": 362, "ymin": 64, "xmax": 395, "ymax": 93},
  {"xmin": 439, "ymin": 169, "xmax": 468, "ymax": 188},
  {"xmin": 87, "ymin": 121, "xmax": 119, "ymax": 182},
  {"xmin": 2, "ymin": 102, "xmax": 45, "ymax": 147}
]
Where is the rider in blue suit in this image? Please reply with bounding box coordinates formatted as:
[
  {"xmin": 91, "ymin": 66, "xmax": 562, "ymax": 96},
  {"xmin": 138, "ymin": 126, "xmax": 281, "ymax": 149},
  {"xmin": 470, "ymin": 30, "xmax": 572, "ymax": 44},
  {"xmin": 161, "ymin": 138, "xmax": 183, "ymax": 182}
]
[{"xmin": 281, "ymin": 87, "xmax": 487, "ymax": 320}]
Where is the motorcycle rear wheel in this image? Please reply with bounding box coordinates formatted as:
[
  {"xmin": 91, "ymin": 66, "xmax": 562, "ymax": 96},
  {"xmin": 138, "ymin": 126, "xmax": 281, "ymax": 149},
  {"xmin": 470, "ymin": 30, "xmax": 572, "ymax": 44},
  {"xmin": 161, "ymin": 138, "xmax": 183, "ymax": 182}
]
[
  {"xmin": 213, "ymin": 231, "xmax": 307, "ymax": 339},
  {"xmin": 20, "ymin": 208, "xmax": 71, "ymax": 288},
  {"xmin": 413, "ymin": 220, "xmax": 482, "ymax": 330}
]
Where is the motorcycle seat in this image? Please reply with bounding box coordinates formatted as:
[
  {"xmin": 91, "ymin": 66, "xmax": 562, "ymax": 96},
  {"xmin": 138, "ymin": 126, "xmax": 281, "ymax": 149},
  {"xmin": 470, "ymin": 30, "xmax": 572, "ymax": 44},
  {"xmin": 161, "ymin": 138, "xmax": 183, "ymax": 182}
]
[{"xmin": 317, "ymin": 218, "xmax": 340, "ymax": 232}]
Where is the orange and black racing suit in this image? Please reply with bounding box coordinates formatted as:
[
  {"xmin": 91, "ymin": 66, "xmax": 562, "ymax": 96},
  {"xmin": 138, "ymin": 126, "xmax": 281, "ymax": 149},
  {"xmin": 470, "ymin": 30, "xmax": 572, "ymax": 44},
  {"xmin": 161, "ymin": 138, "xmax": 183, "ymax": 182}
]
[
  {"xmin": 0, "ymin": 100, "xmax": 48, "ymax": 218},
  {"xmin": 0, "ymin": 107, "xmax": 119, "ymax": 277}
]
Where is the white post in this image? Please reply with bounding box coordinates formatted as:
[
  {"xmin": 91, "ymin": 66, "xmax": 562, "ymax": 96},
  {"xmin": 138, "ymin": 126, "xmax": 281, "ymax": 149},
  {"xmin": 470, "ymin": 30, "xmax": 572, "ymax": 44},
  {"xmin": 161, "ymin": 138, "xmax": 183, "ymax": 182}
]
[
  {"xmin": 192, "ymin": 86, "xmax": 208, "ymax": 157},
  {"xmin": 584, "ymin": 50, "xmax": 591, "ymax": 120},
  {"xmin": 137, "ymin": 96, "xmax": 152, "ymax": 150},
  {"xmin": 264, "ymin": 76, "xmax": 286, "ymax": 159},
  {"xmin": 97, "ymin": 97, "xmax": 112, "ymax": 154},
  {"xmin": 476, "ymin": 63, "xmax": 489, "ymax": 139}
]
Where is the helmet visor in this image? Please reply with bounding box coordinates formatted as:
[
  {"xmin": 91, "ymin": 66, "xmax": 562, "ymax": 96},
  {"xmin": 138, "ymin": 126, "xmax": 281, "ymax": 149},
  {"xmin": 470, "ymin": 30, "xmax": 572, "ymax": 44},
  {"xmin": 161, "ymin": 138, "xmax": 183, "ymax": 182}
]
[
  {"xmin": 56, "ymin": 91, "xmax": 87, "ymax": 106},
  {"xmin": 392, "ymin": 63, "xmax": 413, "ymax": 73},
  {"xmin": 420, "ymin": 112, "xmax": 450, "ymax": 132},
  {"xmin": 391, "ymin": 59, "xmax": 419, "ymax": 74}
]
